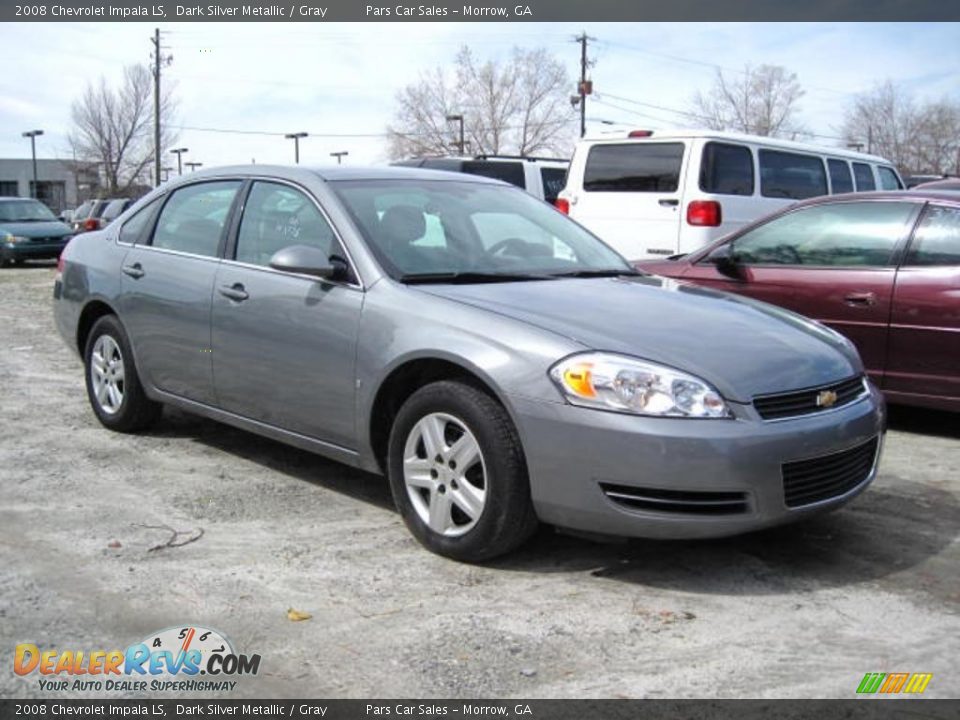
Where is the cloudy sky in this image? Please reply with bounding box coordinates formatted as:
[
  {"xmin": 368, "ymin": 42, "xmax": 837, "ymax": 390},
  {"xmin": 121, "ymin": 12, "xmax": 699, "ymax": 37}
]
[{"xmin": 1, "ymin": 21, "xmax": 957, "ymax": 174}]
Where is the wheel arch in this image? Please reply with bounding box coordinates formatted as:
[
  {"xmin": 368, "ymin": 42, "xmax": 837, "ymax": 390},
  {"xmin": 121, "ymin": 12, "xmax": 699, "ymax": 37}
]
[{"xmin": 76, "ymin": 298, "xmax": 120, "ymax": 356}]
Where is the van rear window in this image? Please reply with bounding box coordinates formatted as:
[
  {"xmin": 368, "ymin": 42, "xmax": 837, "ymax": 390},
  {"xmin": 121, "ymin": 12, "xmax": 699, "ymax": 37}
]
[
  {"xmin": 827, "ymin": 159, "xmax": 854, "ymax": 194},
  {"xmin": 699, "ymin": 142, "xmax": 754, "ymax": 196},
  {"xmin": 759, "ymin": 150, "xmax": 828, "ymax": 200},
  {"xmin": 852, "ymin": 163, "xmax": 876, "ymax": 191},
  {"xmin": 460, "ymin": 161, "xmax": 526, "ymax": 190},
  {"xmin": 583, "ymin": 143, "xmax": 684, "ymax": 192}
]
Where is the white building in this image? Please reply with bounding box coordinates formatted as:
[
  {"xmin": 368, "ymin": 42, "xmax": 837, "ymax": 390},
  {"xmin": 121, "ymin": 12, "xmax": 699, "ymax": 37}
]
[{"xmin": 0, "ymin": 158, "xmax": 101, "ymax": 214}]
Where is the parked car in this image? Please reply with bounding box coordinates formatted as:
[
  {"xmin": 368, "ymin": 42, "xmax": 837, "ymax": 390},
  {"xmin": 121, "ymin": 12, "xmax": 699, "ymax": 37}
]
[
  {"xmin": 393, "ymin": 155, "xmax": 569, "ymax": 204},
  {"xmin": 71, "ymin": 198, "xmax": 111, "ymax": 233},
  {"xmin": 99, "ymin": 198, "xmax": 134, "ymax": 227},
  {"xmin": 0, "ymin": 197, "xmax": 74, "ymax": 267},
  {"xmin": 54, "ymin": 166, "xmax": 885, "ymax": 561},
  {"xmin": 904, "ymin": 174, "xmax": 949, "ymax": 189},
  {"xmin": 636, "ymin": 190, "xmax": 960, "ymax": 412},
  {"xmin": 913, "ymin": 178, "xmax": 960, "ymax": 192},
  {"xmin": 557, "ymin": 129, "xmax": 903, "ymax": 261}
]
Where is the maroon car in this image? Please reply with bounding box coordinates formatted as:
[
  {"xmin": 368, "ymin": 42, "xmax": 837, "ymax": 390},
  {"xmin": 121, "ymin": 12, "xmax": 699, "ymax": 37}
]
[{"xmin": 636, "ymin": 191, "xmax": 960, "ymax": 412}]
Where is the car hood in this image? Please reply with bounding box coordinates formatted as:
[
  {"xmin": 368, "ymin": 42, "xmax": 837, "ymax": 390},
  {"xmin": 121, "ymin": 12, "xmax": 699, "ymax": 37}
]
[
  {"xmin": 0, "ymin": 220, "xmax": 73, "ymax": 238},
  {"xmin": 416, "ymin": 275, "xmax": 861, "ymax": 404}
]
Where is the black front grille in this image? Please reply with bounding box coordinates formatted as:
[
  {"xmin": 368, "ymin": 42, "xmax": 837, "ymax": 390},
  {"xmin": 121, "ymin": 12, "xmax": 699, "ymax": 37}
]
[
  {"xmin": 782, "ymin": 437, "xmax": 879, "ymax": 508},
  {"xmin": 754, "ymin": 376, "xmax": 867, "ymax": 420},
  {"xmin": 600, "ymin": 483, "xmax": 749, "ymax": 516}
]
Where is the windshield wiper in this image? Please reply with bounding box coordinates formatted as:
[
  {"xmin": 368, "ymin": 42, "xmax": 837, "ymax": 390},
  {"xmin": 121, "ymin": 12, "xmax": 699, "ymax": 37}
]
[
  {"xmin": 549, "ymin": 268, "xmax": 646, "ymax": 279},
  {"xmin": 399, "ymin": 271, "xmax": 558, "ymax": 285}
]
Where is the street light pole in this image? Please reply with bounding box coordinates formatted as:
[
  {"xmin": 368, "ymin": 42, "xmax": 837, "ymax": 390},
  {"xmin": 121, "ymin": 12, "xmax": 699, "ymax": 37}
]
[
  {"xmin": 329, "ymin": 151, "xmax": 348, "ymax": 165},
  {"xmin": 170, "ymin": 148, "xmax": 188, "ymax": 175},
  {"xmin": 22, "ymin": 130, "xmax": 44, "ymax": 199},
  {"xmin": 161, "ymin": 166, "xmax": 174, "ymax": 182},
  {"xmin": 445, "ymin": 114, "xmax": 464, "ymax": 154},
  {"xmin": 185, "ymin": 162, "xmax": 203, "ymax": 172},
  {"xmin": 285, "ymin": 132, "xmax": 308, "ymax": 164}
]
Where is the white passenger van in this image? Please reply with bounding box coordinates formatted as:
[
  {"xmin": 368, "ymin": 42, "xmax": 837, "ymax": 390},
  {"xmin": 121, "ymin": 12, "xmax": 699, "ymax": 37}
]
[{"xmin": 556, "ymin": 129, "xmax": 904, "ymax": 260}]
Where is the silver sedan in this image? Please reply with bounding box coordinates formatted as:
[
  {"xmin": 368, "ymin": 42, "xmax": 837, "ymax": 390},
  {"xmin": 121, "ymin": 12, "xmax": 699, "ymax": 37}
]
[{"xmin": 53, "ymin": 166, "xmax": 885, "ymax": 561}]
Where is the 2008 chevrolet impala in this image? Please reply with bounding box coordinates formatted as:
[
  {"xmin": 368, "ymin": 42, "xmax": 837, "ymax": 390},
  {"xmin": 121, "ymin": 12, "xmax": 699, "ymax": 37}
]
[{"xmin": 53, "ymin": 166, "xmax": 885, "ymax": 561}]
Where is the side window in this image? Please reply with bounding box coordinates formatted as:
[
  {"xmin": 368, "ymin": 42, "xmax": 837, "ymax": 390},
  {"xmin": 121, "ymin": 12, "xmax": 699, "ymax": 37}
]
[
  {"xmin": 461, "ymin": 161, "xmax": 526, "ymax": 189},
  {"xmin": 827, "ymin": 159, "xmax": 854, "ymax": 194},
  {"xmin": 540, "ymin": 167, "xmax": 568, "ymax": 204},
  {"xmin": 699, "ymin": 142, "xmax": 754, "ymax": 196},
  {"xmin": 878, "ymin": 166, "xmax": 902, "ymax": 190},
  {"xmin": 151, "ymin": 181, "xmax": 241, "ymax": 257},
  {"xmin": 119, "ymin": 198, "xmax": 160, "ymax": 244},
  {"xmin": 583, "ymin": 143, "xmax": 685, "ymax": 192},
  {"xmin": 235, "ymin": 182, "xmax": 340, "ymax": 267},
  {"xmin": 852, "ymin": 163, "xmax": 876, "ymax": 191},
  {"xmin": 905, "ymin": 205, "xmax": 960, "ymax": 267},
  {"xmin": 758, "ymin": 150, "xmax": 828, "ymax": 200},
  {"xmin": 732, "ymin": 201, "xmax": 915, "ymax": 267}
]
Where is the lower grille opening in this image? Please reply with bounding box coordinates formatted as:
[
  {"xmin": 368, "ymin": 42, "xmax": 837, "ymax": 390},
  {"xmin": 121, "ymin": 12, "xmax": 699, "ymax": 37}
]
[
  {"xmin": 782, "ymin": 436, "xmax": 879, "ymax": 509},
  {"xmin": 599, "ymin": 483, "xmax": 750, "ymax": 516}
]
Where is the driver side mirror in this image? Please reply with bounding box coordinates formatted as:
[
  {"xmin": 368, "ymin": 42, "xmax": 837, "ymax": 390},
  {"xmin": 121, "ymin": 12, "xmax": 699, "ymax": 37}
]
[
  {"xmin": 269, "ymin": 245, "xmax": 344, "ymax": 280},
  {"xmin": 706, "ymin": 244, "xmax": 744, "ymax": 280}
]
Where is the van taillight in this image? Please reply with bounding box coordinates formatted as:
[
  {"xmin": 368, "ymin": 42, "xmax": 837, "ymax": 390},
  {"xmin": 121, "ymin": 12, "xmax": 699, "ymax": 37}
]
[
  {"xmin": 628, "ymin": 130, "xmax": 653, "ymax": 138},
  {"xmin": 83, "ymin": 218, "xmax": 99, "ymax": 231},
  {"xmin": 554, "ymin": 198, "xmax": 570, "ymax": 214},
  {"xmin": 687, "ymin": 200, "xmax": 722, "ymax": 227}
]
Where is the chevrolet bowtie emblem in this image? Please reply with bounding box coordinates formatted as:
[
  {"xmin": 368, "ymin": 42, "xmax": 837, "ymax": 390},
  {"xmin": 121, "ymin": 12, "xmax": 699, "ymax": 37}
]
[{"xmin": 817, "ymin": 390, "xmax": 839, "ymax": 408}]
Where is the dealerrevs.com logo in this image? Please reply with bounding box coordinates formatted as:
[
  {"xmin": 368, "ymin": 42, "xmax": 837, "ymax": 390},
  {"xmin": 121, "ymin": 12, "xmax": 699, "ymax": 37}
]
[
  {"xmin": 857, "ymin": 672, "xmax": 933, "ymax": 695},
  {"xmin": 14, "ymin": 625, "xmax": 260, "ymax": 693}
]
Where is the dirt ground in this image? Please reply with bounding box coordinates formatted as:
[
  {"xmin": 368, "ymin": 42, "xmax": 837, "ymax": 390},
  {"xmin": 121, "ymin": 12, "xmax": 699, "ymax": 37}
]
[{"xmin": 1, "ymin": 262, "xmax": 958, "ymax": 700}]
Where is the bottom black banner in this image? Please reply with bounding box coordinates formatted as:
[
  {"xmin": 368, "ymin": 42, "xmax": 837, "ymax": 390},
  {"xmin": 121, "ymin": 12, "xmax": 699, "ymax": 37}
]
[{"xmin": 1, "ymin": 700, "xmax": 958, "ymax": 720}]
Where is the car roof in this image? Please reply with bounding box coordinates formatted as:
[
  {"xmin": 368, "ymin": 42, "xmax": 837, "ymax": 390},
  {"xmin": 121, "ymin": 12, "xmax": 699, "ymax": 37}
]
[
  {"xmin": 0, "ymin": 197, "xmax": 44, "ymax": 203},
  {"xmin": 160, "ymin": 164, "xmax": 511, "ymax": 187},
  {"xmin": 795, "ymin": 190, "xmax": 960, "ymax": 207}
]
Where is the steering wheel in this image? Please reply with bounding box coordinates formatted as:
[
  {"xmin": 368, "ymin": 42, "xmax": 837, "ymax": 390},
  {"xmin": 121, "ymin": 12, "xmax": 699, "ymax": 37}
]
[{"xmin": 485, "ymin": 237, "xmax": 548, "ymax": 259}]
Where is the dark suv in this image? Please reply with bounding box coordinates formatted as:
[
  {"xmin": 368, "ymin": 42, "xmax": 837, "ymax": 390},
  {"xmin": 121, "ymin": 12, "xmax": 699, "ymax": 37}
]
[{"xmin": 393, "ymin": 155, "xmax": 568, "ymax": 204}]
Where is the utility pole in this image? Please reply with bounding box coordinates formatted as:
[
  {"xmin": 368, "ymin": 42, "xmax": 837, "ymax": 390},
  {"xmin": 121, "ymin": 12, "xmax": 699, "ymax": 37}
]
[
  {"xmin": 575, "ymin": 33, "xmax": 594, "ymax": 138},
  {"xmin": 446, "ymin": 114, "xmax": 465, "ymax": 154},
  {"xmin": 285, "ymin": 132, "xmax": 308, "ymax": 164},
  {"xmin": 151, "ymin": 29, "xmax": 172, "ymax": 188}
]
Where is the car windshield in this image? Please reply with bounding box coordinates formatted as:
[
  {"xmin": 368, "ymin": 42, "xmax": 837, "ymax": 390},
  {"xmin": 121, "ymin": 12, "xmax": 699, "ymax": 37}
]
[
  {"xmin": 0, "ymin": 199, "xmax": 57, "ymax": 222},
  {"xmin": 332, "ymin": 179, "xmax": 633, "ymax": 282}
]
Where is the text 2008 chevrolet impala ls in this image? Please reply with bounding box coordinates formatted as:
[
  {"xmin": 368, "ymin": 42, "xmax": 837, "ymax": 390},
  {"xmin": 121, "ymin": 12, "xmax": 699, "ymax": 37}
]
[{"xmin": 54, "ymin": 166, "xmax": 885, "ymax": 561}]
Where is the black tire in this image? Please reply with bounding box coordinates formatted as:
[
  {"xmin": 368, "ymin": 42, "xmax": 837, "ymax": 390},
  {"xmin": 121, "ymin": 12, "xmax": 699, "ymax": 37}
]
[
  {"xmin": 387, "ymin": 380, "xmax": 538, "ymax": 562},
  {"xmin": 83, "ymin": 315, "xmax": 161, "ymax": 432}
]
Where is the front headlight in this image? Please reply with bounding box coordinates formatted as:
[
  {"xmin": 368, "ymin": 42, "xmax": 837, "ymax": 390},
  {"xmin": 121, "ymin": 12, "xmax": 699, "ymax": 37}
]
[
  {"xmin": 4, "ymin": 234, "xmax": 27, "ymax": 244},
  {"xmin": 549, "ymin": 352, "xmax": 731, "ymax": 418}
]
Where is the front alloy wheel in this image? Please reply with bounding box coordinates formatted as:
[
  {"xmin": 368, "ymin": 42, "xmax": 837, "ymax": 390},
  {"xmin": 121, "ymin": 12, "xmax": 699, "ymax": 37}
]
[
  {"xmin": 90, "ymin": 334, "xmax": 125, "ymax": 415},
  {"xmin": 388, "ymin": 380, "xmax": 538, "ymax": 562}
]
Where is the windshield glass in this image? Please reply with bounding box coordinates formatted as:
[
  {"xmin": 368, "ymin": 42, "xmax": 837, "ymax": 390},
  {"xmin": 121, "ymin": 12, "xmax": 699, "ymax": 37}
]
[
  {"xmin": 331, "ymin": 179, "xmax": 631, "ymax": 281},
  {"xmin": 0, "ymin": 199, "xmax": 57, "ymax": 222}
]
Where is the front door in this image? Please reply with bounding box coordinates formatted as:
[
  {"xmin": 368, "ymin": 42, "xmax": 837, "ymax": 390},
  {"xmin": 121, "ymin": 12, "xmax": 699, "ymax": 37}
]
[{"xmin": 211, "ymin": 180, "xmax": 362, "ymax": 449}]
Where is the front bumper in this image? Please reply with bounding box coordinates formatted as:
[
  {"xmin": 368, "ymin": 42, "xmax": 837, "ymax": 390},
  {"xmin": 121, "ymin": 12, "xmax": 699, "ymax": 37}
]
[
  {"xmin": 510, "ymin": 384, "xmax": 885, "ymax": 539},
  {"xmin": 3, "ymin": 239, "xmax": 70, "ymax": 261}
]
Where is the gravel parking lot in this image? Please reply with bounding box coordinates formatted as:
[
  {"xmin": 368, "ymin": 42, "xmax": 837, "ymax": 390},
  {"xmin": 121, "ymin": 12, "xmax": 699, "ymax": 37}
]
[{"xmin": 1, "ymin": 262, "xmax": 958, "ymax": 700}]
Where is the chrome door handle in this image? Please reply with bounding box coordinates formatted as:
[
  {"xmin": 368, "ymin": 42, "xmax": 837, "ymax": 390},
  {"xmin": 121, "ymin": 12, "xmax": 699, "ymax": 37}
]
[
  {"xmin": 121, "ymin": 263, "xmax": 144, "ymax": 279},
  {"xmin": 218, "ymin": 283, "xmax": 249, "ymax": 302},
  {"xmin": 844, "ymin": 292, "xmax": 876, "ymax": 307},
  {"xmin": 659, "ymin": 199, "xmax": 679, "ymax": 207}
]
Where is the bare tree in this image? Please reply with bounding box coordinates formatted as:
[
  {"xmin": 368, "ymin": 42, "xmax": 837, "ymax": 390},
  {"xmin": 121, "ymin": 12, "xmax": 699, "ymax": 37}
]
[
  {"xmin": 691, "ymin": 64, "xmax": 806, "ymax": 138},
  {"xmin": 841, "ymin": 80, "xmax": 960, "ymax": 175},
  {"xmin": 68, "ymin": 64, "xmax": 177, "ymax": 195},
  {"xmin": 387, "ymin": 46, "xmax": 576, "ymax": 159}
]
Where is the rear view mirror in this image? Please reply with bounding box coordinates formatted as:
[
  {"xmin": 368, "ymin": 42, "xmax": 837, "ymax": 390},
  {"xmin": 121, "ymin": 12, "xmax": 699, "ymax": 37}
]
[
  {"xmin": 269, "ymin": 245, "xmax": 335, "ymax": 279},
  {"xmin": 706, "ymin": 244, "xmax": 743, "ymax": 280}
]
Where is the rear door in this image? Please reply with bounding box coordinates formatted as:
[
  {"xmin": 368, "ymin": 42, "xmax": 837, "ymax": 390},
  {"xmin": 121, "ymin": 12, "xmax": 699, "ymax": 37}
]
[
  {"xmin": 682, "ymin": 200, "xmax": 920, "ymax": 385},
  {"xmin": 568, "ymin": 140, "xmax": 688, "ymax": 260},
  {"xmin": 119, "ymin": 180, "xmax": 242, "ymax": 405},
  {"xmin": 884, "ymin": 203, "xmax": 960, "ymax": 407}
]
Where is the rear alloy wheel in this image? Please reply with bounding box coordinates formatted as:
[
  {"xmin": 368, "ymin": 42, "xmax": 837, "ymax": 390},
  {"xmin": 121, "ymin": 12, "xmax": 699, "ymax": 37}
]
[
  {"xmin": 388, "ymin": 380, "xmax": 538, "ymax": 562},
  {"xmin": 84, "ymin": 315, "xmax": 161, "ymax": 432}
]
